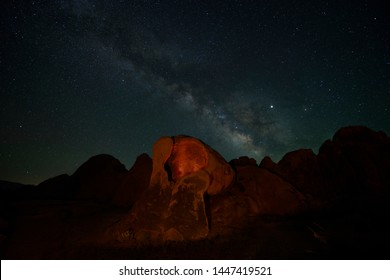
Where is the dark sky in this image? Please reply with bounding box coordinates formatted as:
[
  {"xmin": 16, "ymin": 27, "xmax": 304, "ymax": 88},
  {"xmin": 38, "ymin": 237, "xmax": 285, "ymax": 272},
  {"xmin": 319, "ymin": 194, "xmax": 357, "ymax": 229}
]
[{"xmin": 1, "ymin": 0, "xmax": 389, "ymax": 185}]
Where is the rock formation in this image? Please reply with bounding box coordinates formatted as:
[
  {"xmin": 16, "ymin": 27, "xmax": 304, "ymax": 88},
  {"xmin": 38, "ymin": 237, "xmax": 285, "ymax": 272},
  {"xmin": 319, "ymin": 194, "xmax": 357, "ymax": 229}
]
[
  {"xmin": 74, "ymin": 154, "xmax": 128, "ymax": 202},
  {"xmin": 230, "ymin": 156, "xmax": 258, "ymax": 167},
  {"xmin": 114, "ymin": 135, "xmax": 235, "ymax": 242},
  {"xmin": 261, "ymin": 149, "xmax": 327, "ymax": 199},
  {"xmin": 210, "ymin": 166, "xmax": 306, "ymax": 234},
  {"xmin": 112, "ymin": 153, "xmax": 152, "ymax": 208},
  {"xmin": 1, "ymin": 126, "xmax": 390, "ymax": 259},
  {"xmin": 259, "ymin": 126, "xmax": 390, "ymax": 201},
  {"xmin": 318, "ymin": 126, "xmax": 390, "ymax": 195}
]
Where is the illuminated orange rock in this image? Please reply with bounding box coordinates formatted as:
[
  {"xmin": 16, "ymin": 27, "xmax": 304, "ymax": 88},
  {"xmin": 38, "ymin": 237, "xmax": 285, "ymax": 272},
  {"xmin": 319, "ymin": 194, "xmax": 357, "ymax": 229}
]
[
  {"xmin": 163, "ymin": 169, "xmax": 210, "ymax": 241},
  {"xmin": 114, "ymin": 135, "xmax": 234, "ymax": 242},
  {"xmin": 165, "ymin": 137, "xmax": 208, "ymax": 181},
  {"xmin": 165, "ymin": 136, "xmax": 234, "ymax": 195}
]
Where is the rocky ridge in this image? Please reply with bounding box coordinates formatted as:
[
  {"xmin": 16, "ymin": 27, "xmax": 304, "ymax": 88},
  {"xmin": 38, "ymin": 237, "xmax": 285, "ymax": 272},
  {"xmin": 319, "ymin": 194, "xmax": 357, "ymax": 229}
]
[{"xmin": 1, "ymin": 126, "xmax": 389, "ymax": 259}]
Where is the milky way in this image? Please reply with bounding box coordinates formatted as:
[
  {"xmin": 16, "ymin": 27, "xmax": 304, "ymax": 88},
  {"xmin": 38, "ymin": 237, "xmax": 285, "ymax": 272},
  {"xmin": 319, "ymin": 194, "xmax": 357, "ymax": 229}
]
[{"xmin": 1, "ymin": 1, "xmax": 389, "ymax": 184}]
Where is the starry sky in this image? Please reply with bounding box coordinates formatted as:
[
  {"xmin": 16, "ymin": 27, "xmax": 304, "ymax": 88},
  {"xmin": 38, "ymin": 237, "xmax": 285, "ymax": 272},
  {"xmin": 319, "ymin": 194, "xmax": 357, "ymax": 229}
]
[{"xmin": 1, "ymin": 0, "xmax": 389, "ymax": 185}]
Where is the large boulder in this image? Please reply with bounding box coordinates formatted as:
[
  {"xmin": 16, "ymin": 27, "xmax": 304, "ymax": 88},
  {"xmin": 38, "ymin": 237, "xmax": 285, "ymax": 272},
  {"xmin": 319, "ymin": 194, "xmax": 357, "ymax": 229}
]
[
  {"xmin": 318, "ymin": 126, "xmax": 390, "ymax": 196},
  {"xmin": 210, "ymin": 166, "xmax": 307, "ymax": 234},
  {"xmin": 258, "ymin": 126, "xmax": 390, "ymax": 201},
  {"xmin": 114, "ymin": 136, "xmax": 235, "ymax": 242},
  {"xmin": 276, "ymin": 149, "xmax": 326, "ymax": 198},
  {"xmin": 164, "ymin": 136, "xmax": 235, "ymax": 195},
  {"xmin": 259, "ymin": 150, "xmax": 329, "ymax": 202}
]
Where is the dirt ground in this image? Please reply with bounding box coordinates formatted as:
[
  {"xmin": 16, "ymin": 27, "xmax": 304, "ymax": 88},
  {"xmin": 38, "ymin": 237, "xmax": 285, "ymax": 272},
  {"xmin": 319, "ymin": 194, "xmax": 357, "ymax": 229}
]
[{"xmin": 2, "ymin": 194, "xmax": 389, "ymax": 260}]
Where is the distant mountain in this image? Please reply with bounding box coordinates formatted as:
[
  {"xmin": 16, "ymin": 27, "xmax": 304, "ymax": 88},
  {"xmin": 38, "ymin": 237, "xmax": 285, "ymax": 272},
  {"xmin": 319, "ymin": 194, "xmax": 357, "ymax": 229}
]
[
  {"xmin": 0, "ymin": 180, "xmax": 31, "ymax": 192},
  {"xmin": 0, "ymin": 153, "xmax": 153, "ymax": 206}
]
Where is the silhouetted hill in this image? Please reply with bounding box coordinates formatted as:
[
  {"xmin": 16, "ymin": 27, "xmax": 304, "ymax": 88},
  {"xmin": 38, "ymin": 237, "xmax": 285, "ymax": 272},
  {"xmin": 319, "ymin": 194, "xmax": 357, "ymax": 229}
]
[
  {"xmin": 0, "ymin": 154, "xmax": 153, "ymax": 206},
  {"xmin": 1, "ymin": 126, "xmax": 389, "ymax": 259},
  {"xmin": 0, "ymin": 180, "xmax": 30, "ymax": 192}
]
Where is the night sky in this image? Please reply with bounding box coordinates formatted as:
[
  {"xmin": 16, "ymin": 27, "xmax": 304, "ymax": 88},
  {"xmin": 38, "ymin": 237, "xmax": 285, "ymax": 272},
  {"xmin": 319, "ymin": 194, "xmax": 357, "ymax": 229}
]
[{"xmin": 1, "ymin": 0, "xmax": 389, "ymax": 185}]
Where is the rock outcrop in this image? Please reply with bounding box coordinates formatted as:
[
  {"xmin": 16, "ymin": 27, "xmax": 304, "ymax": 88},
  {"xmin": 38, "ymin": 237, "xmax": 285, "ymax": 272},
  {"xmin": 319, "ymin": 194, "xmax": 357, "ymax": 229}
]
[
  {"xmin": 318, "ymin": 126, "xmax": 390, "ymax": 196},
  {"xmin": 259, "ymin": 126, "xmax": 390, "ymax": 201},
  {"xmin": 210, "ymin": 166, "xmax": 306, "ymax": 234},
  {"xmin": 2, "ymin": 126, "xmax": 390, "ymax": 260},
  {"xmin": 112, "ymin": 153, "xmax": 152, "ymax": 208},
  {"xmin": 114, "ymin": 135, "xmax": 235, "ymax": 242},
  {"xmin": 74, "ymin": 154, "xmax": 128, "ymax": 202},
  {"xmin": 230, "ymin": 156, "xmax": 257, "ymax": 167},
  {"xmin": 36, "ymin": 126, "xmax": 389, "ymax": 243},
  {"xmin": 71, "ymin": 154, "xmax": 152, "ymax": 208},
  {"xmin": 271, "ymin": 149, "xmax": 326, "ymax": 198}
]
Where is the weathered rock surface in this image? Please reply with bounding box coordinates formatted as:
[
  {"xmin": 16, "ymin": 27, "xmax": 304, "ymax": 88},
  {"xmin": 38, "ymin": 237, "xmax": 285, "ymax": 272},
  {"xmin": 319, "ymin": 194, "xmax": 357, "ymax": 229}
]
[
  {"xmin": 210, "ymin": 166, "xmax": 306, "ymax": 234},
  {"xmin": 1, "ymin": 126, "xmax": 390, "ymax": 259},
  {"xmin": 115, "ymin": 135, "xmax": 235, "ymax": 242}
]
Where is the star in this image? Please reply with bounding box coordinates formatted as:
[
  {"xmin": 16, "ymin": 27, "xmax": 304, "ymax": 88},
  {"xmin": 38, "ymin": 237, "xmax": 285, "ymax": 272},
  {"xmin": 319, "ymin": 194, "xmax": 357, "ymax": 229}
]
[{"xmin": 0, "ymin": 0, "xmax": 388, "ymax": 184}]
